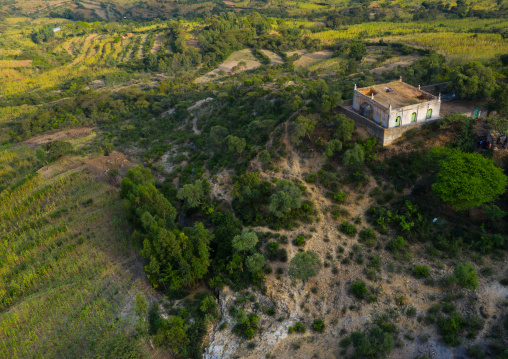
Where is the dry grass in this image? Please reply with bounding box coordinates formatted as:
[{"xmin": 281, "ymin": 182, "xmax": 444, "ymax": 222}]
[
  {"xmin": 261, "ymin": 49, "xmax": 284, "ymax": 65},
  {"xmin": 293, "ymin": 50, "xmax": 334, "ymax": 67},
  {"xmin": 370, "ymin": 55, "xmax": 420, "ymax": 74},
  {"xmin": 0, "ymin": 60, "xmax": 32, "ymax": 68},
  {"xmin": 195, "ymin": 48, "xmax": 261, "ymax": 83}
]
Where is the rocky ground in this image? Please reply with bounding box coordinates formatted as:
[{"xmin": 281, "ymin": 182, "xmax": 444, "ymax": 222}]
[{"xmin": 201, "ymin": 122, "xmax": 508, "ymax": 359}]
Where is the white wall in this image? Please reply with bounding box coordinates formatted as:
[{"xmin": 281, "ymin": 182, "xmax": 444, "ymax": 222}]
[{"xmin": 388, "ymin": 100, "xmax": 441, "ymax": 128}]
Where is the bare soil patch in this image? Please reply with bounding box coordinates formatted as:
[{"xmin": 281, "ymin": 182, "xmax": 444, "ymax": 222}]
[
  {"xmin": 286, "ymin": 49, "xmax": 307, "ymax": 57},
  {"xmin": 187, "ymin": 38, "xmax": 200, "ymax": 50},
  {"xmin": 261, "ymin": 49, "xmax": 284, "ymax": 65},
  {"xmin": 37, "ymin": 151, "xmax": 134, "ymax": 182},
  {"xmin": 440, "ymin": 100, "xmax": 488, "ymax": 117},
  {"xmin": 293, "ymin": 50, "xmax": 333, "ymax": 67},
  {"xmin": 195, "ymin": 49, "xmax": 261, "ymax": 83},
  {"xmin": 151, "ymin": 34, "xmax": 162, "ymax": 54},
  {"xmin": 370, "ymin": 55, "xmax": 420, "ymax": 74},
  {"xmin": 21, "ymin": 127, "xmax": 95, "ymax": 148}
]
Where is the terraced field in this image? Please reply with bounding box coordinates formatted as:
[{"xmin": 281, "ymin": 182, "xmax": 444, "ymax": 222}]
[{"xmin": 0, "ymin": 144, "xmax": 149, "ymax": 358}]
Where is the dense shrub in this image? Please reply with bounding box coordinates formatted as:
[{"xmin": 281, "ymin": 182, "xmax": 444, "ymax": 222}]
[
  {"xmin": 312, "ymin": 318, "xmax": 325, "ymax": 332},
  {"xmin": 412, "ymin": 265, "xmax": 430, "ymax": 278},
  {"xmin": 289, "ymin": 251, "xmax": 321, "ymax": 281},
  {"xmin": 350, "ymin": 280, "xmax": 367, "ymax": 299},
  {"xmin": 339, "ymin": 221, "xmax": 357, "ymax": 237},
  {"xmin": 294, "ymin": 234, "xmax": 306, "ymax": 246},
  {"xmin": 452, "ymin": 263, "xmax": 479, "ymax": 290},
  {"xmin": 288, "ymin": 321, "xmax": 306, "ymax": 334},
  {"xmin": 387, "ymin": 236, "xmax": 406, "ymax": 252},
  {"xmin": 359, "ymin": 228, "xmax": 376, "ymax": 245}
]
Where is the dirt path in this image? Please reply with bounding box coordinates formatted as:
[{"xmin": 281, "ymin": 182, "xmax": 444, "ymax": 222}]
[
  {"xmin": 187, "ymin": 97, "xmax": 214, "ymax": 134},
  {"xmin": 137, "ymin": 34, "xmax": 148, "ymax": 59},
  {"xmin": 61, "ymin": 39, "xmax": 75, "ymax": 56},
  {"xmin": 150, "ymin": 34, "xmax": 162, "ymax": 54}
]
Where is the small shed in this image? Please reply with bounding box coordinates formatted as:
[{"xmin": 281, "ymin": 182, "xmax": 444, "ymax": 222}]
[{"xmin": 53, "ymin": 27, "xmax": 61, "ymax": 32}]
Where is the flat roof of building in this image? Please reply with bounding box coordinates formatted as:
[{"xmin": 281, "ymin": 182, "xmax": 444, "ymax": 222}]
[{"xmin": 356, "ymin": 81, "xmax": 436, "ymax": 109}]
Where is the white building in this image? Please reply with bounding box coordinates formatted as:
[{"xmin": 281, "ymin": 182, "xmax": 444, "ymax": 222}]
[{"xmin": 352, "ymin": 79, "xmax": 441, "ymax": 128}]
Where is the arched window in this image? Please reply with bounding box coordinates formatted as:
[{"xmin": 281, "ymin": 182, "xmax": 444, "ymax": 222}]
[
  {"xmin": 395, "ymin": 116, "xmax": 401, "ymax": 126},
  {"xmin": 426, "ymin": 109, "xmax": 432, "ymax": 119},
  {"xmin": 411, "ymin": 112, "xmax": 417, "ymax": 123}
]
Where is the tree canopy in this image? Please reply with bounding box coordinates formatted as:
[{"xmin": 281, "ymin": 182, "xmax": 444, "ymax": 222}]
[
  {"xmin": 324, "ymin": 139, "xmax": 343, "ymax": 158},
  {"xmin": 343, "ymin": 144, "xmax": 365, "ymax": 168},
  {"xmin": 289, "ymin": 251, "xmax": 321, "ymax": 281},
  {"xmin": 232, "ymin": 228, "xmax": 258, "ymax": 253},
  {"xmin": 335, "ymin": 115, "xmax": 355, "ymax": 141},
  {"xmin": 268, "ymin": 180, "xmax": 302, "ymax": 218},
  {"xmin": 177, "ymin": 179, "xmax": 207, "ymax": 209},
  {"xmin": 448, "ymin": 61, "xmax": 497, "ymax": 100},
  {"xmin": 432, "ymin": 151, "xmax": 507, "ymax": 210},
  {"xmin": 121, "ymin": 166, "xmax": 212, "ymax": 290},
  {"xmin": 291, "ymin": 116, "xmax": 317, "ymax": 145}
]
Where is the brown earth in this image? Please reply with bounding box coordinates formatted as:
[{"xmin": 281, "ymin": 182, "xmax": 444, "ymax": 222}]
[
  {"xmin": 20, "ymin": 127, "xmax": 95, "ymax": 148},
  {"xmin": 37, "ymin": 150, "xmax": 134, "ymax": 182}
]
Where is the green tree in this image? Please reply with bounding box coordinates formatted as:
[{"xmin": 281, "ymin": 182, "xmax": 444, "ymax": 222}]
[
  {"xmin": 232, "ymin": 228, "xmax": 258, "ymax": 254},
  {"xmin": 268, "ymin": 180, "xmax": 302, "ymax": 218},
  {"xmin": 351, "ymin": 326, "xmax": 394, "ymax": 358},
  {"xmin": 245, "ymin": 253, "xmax": 266, "ymax": 273},
  {"xmin": 349, "ymin": 41, "xmax": 367, "ymax": 61},
  {"xmin": 432, "ymin": 151, "xmax": 507, "ymax": 210},
  {"xmin": 452, "ymin": 262, "xmax": 479, "ymax": 290},
  {"xmin": 334, "ymin": 115, "xmax": 355, "ymax": 141},
  {"xmin": 258, "ymin": 150, "xmax": 271, "ymax": 167},
  {"xmin": 31, "ymin": 25, "xmax": 55, "ymax": 43},
  {"xmin": 208, "ymin": 125, "xmax": 228, "ymax": 150},
  {"xmin": 291, "ymin": 116, "xmax": 317, "ymax": 145},
  {"xmin": 120, "ymin": 166, "xmax": 177, "ymax": 225},
  {"xmin": 154, "ymin": 316, "xmax": 189, "ymax": 357},
  {"xmin": 323, "ymin": 139, "xmax": 343, "ymax": 158},
  {"xmin": 134, "ymin": 292, "xmax": 149, "ymax": 334},
  {"xmin": 350, "ymin": 280, "xmax": 367, "ymax": 299},
  {"xmin": 177, "ymin": 179, "xmax": 205, "ymax": 209},
  {"xmin": 289, "ymin": 251, "xmax": 321, "ymax": 281},
  {"xmin": 487, "ymin": 83, "xmax": 508, "ymax": 116},
  {"xmin": 141, "ymin": 222, "xmax": 212, "ymax": 290},
  {"xmin": 226, "ymin": 135, "xmax": 246, "ymax": 154},
  {"xmin": 42, "ymin": 140, "xmax": 74, "ymax": 160},
  {"xmin": 343, "ymin": 144, "xmax": 365, "ymax": 167},
  {"xmin": 448, "ymin": 62, "xmax": 497, "ymax": 100},
  {"xmin": 35, "ymin": 146, "xmax": 48, "ymax": 165}
]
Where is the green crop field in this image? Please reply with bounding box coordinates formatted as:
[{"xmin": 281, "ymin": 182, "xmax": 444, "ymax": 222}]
[{"xmin": 0, "ymin": 145, "xmax": 147, "ymax": 358}]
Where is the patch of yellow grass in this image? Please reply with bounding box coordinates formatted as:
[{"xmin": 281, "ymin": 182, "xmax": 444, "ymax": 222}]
[
  {"xmin": 4, "ymin": 17, "xmax": 30, "ymax": 23},
  {"xmin": 0, "ymin": 60, "xmax": 32, "ymax": 68}
]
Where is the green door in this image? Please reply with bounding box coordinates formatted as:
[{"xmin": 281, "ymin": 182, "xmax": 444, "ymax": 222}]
[
  {"xmin": 395, "ymin": 116, "xmax": 401, "ymax": 126},
  {"xmin": 426, "ymin": 109, "xmax": 432, "ymax": 119},
  {"xmin": 411, "ymin": 112, "xmax": 416, "ymax": 123},
  {"xmin": 473, "ymin": 108, "xmax": 480, "ymax": 119}
]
